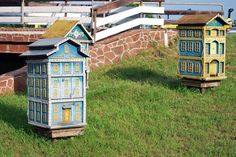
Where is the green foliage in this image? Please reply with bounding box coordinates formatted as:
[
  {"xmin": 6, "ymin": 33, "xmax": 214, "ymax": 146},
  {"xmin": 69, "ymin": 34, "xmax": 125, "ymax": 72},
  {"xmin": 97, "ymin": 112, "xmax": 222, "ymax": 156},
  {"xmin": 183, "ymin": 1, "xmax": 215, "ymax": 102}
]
[{"xmin": 0, "ymin": 35, "xmax": 236, "ymax": 157}]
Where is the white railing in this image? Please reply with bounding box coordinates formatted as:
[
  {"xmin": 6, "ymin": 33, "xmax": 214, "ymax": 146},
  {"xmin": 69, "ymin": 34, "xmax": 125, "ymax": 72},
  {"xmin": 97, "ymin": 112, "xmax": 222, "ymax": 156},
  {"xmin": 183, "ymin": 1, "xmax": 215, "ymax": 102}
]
[
  {"xmin": 0, "ymin": 4, "xmax": 165, "ymax": 42},
  {"xmin": 95, "ymin": 6, "xmax": 164, "ymax": 41},
  {"xmin": 96, "ymin": 18, "xmax": 164, "ymax": 41},
  {"xmin": 0, "ymin": 6, "xmax": 92, "ymax": 24},
  {"xmin": 96, "ymin": 6, "xmax": 164, "ymax": 27}
]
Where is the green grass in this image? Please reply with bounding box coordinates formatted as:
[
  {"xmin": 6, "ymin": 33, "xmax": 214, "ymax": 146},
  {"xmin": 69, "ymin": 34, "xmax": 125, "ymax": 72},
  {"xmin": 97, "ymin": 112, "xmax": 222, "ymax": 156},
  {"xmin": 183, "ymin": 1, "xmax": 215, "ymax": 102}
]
[{"xmin": 0, "ymin": 35, "xmax": 236, "ymax": 157}]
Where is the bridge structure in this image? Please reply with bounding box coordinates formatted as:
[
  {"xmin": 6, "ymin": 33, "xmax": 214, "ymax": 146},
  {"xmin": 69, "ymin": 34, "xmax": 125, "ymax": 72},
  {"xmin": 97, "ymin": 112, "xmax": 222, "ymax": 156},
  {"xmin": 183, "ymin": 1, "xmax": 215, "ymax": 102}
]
[{"xmin": 0, "ymin": 0, "xmax": 225, "ymax": 94}]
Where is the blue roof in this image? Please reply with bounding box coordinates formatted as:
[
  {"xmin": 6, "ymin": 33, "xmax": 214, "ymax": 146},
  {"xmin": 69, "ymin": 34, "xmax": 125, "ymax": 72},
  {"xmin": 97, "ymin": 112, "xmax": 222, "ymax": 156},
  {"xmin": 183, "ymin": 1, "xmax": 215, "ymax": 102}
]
[{"xmin": 20, "ymin": 37, "xmax": 89, "ymax": 58}]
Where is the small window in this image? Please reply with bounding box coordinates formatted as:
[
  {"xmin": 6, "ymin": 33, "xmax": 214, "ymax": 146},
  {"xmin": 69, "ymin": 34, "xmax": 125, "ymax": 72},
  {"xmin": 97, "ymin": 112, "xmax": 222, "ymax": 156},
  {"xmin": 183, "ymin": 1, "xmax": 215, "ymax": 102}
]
[
  {"xmin": 42, "ymin": 64, "xmax": 47, "ymax": 74},
  {"xmin": 64, "ymin": 45, "xmax": 69, "ymax": 53},
  {"xmin": 35, "ymin": 64, "xmax": 40, "ymax": 74},
  {"xmin": 64, "ymin": 63, "xmax": 69, "ymax": 72},
  {"xmin": 28, "ymin": 64, "xmax": 33, "ymax": 74},
  {"xmin": 195, "ymin": 30, "xmax": 201, "ymax": 38},
  {"xmin": 205, "ymin": 43, "xmax": 210, "ymax": 55},
  {"xmin": 187, "ymin": 62, "xmax": 193, "ymax": 72},
  {"xmin": 42, "ymin": 103, "xmax": 48, "ymax": 124},
  {"xmin": 53, "ymin": 79, "xmax": 59, "ymax": 98},
  {"xmin": 212, "ymin": 29, "xmax": 219, "ymax": 36},
  {"xmin": 73, "ymin": 78, "xmax": 80, "ymax": 97},
  {"xmin": 75, "ymin": 63, "xmax": 80, "ymax": 72},
  {"xmin": 53, "ymin": 64, "xmax": 59, "ymax": 74},
  {"xmin": 42, "ymin": 79, "xmax": 47, "ymax": 99},
  {"xmin": 75, "ymin": 103, "xmax": 81, "ymax": 121},
  {"xmin": 53, "ymin": 105, "xmax": 58, "ymax": 113},
  {"xmin": 29, "ymin": 101, "xmax": 34, "ymax": 121},
  {"xmin": 36, "ymin": 102, "xmax": 41, "ymax": 123},
  {"xmin": 180, "ymin": 62, "xmax": 186, "ymax": 72},
  {"xmin": 187, "ymin": 30, "xmax": 193, "ymax": 37},
  {"xmin": 206, "ymin": 30, "xmax": 211, "ymax": 36},
  {"xmin": 188, "ymin": 42, "xmax": 193, "ymax": 52},
  {"xmin": 28, "ymin": 77, "xmax": 34, "ymax": 97},
  {"xmin": 35, "ymin": 79, "xmax": 40, "ymax": 98},
  {"xmin": 180, "ymin": 30, "xmax": 186, "ymax": 37},
  {"xmin": 53, "ymin": 104, "xmax": 59, "ymax": 122},
  {"xmin": 220, "ymin": 43, "xmax": 224, "ymax": 54},
  {"xmin": 194, "ymin": 63, "xmax": 200, "ymax": 73},
  {"xmin": 221, "ymin": 62, "xmax": 224, "ymax": 73},
  {"xmin": 220, "ymin": 30, "xmax": 225, "ymax": 36},
  {"xmin": 195, "ymin": 42, "xmax": 200, "ymax": 52},
  {"xmin": 180, "ymin": 41, "xmax": 186, "ymax": 52},
  {"xmin": 63, "ymin": 79, "xmax": 70, "ymax": 97},
  {"xmin": 206, "ymin": 63, "xmax": 210, "ymax": 73}
]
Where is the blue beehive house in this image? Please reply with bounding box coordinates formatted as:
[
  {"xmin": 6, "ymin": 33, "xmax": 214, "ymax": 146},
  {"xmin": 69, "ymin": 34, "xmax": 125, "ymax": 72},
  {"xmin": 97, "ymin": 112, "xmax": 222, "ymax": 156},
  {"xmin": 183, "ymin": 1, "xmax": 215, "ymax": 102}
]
[{"xmin": 21, "ymin": 37, "xmax": 88, "ymax": 138}]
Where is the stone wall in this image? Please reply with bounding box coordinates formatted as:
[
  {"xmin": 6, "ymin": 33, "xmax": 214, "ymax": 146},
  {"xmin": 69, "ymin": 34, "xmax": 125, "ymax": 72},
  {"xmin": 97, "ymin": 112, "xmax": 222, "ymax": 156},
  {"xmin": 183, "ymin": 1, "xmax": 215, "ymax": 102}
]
[
  {"xmin": 89, "ymin": 29, "xmax": 177, "ymax": 70},
  {"xmin": 0, "ymin": 28, "xmax": 177, "ymax": 94},
  {"xmin": 0, "ymin": 66, "xmax": 27, "ymax": 94}
]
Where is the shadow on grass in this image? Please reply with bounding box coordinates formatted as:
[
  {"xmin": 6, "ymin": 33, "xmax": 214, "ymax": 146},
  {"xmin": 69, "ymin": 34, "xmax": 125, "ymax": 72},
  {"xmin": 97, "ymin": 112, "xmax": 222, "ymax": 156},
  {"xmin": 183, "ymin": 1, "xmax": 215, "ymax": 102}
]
[
  {"xmin": 106, "ymin": 66, "xmax": 182, "ymax": 90},
  {"xmin": 0, "ymin": 93, "xmax": 35, "ymax": 136}
]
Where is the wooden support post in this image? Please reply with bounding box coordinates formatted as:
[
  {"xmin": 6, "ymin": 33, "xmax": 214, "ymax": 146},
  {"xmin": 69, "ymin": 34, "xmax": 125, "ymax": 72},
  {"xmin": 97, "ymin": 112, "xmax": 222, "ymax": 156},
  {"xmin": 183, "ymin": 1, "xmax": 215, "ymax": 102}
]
[
  {"xmin": 140, "ymin": 1, "xmax": 144, "ymax": 29},
  {"xmin": 65, "ymin": 0, "xmax": 68, "ymax": 17},
  {"xmin": 21, "ymin": 0, "xmax": 25, "ymax": 24},
  {"xmin": 92, "ymin": 10, "xmax": 97, "ymax": 42},
  {"xmin": 164, "ymin": 29, "xmax": 168, "ymax": 48}
]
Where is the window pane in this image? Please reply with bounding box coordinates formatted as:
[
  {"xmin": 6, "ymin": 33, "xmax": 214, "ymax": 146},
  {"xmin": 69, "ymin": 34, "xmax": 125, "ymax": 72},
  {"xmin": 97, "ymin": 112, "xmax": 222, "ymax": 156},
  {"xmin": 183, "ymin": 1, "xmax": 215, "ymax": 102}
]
[
  {"xmin": 35, "ymin": 64, "xmax": 40, "ymax": 74},
  {"xmin": 42, "ymin": 64, "xmax": 47, "ymax": 74},
  {"xmin": 221, "ymin": 62, "xmax": 224, "ymax": 73},
  {"xmin": 64, "ymin": 45, "xmax": 69, "ymax": 53},
  {"xmin": 206, "ymin": 30, "xmax": 211, "ymax": 36}
]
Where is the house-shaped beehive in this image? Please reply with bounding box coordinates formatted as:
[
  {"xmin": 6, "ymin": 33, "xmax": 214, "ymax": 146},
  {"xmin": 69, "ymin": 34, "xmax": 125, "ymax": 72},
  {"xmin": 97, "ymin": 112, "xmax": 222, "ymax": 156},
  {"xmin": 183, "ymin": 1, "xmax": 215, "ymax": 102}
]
[
  {"xmin": 42, "ymin": 20, "xmax": 93, "ymax": 87},
  {"xmin": 177, "ymin": 14, "xmax": 228, "ymax": 81},
  {"xmin": 21, "ymin": 37, "xmax": 88, "ymax": 138}
]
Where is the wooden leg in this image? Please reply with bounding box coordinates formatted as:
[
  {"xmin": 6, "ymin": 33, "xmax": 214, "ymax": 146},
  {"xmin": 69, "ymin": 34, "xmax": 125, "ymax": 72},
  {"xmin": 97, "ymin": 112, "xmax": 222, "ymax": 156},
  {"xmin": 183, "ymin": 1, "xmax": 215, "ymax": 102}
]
[{"xmin": 200, "ymin": 88, "xmax": 206, "ymax": 94}]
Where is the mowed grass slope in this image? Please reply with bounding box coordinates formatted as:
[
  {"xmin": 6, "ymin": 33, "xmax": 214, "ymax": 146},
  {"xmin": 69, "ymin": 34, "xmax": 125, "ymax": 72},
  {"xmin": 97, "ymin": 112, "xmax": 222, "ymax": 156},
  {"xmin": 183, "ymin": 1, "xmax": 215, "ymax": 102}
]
[{"xmin": 0, "ymin": 35, "xmax": 236, "ymax": 157}]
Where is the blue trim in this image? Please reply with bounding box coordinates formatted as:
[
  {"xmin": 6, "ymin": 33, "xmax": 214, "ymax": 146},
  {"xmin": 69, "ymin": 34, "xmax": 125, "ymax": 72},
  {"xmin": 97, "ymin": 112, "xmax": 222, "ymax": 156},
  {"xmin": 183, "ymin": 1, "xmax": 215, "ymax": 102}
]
[
  {"xmin": 207, "ymin": 18, "xmax": 225, "ymax": 26},
  {"xmin": 179, "ymin": 40, "xmax": 203, "ymax": 57},
  {"xmin": 178, "ymin": 59, "xmax": 202, "ymax": 76}
]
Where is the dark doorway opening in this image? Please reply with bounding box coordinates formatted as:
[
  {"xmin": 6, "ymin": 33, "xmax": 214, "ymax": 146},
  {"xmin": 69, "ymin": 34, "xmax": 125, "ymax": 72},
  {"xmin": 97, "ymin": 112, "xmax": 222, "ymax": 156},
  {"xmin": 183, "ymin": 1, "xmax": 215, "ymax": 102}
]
[{"xmin": 0, "ymin": 53, "xmax": 26, "ymax": 75}]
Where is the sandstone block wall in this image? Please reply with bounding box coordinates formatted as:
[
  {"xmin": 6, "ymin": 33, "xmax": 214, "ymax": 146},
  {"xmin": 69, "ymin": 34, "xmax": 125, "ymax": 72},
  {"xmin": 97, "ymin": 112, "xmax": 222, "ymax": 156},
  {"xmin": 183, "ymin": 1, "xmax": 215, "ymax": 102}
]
[
  {"xmin": 0, "ymin": 66, "xmax": 27, "ymax": 94},
  {"xmin": 89, "ymin": 29, "xmax": 177, "ymax": 70},
  {"xmin": 0, "ymin": 28, "xmax": 177, "ymax": 94}
]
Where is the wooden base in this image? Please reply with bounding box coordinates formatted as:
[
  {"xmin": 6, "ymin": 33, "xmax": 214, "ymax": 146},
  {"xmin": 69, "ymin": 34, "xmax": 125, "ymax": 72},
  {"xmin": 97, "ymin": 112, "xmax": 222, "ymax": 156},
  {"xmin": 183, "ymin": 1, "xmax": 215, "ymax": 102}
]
[
  {"xmin": 181, "ymin": 79, "xmax": 221, "ymax": 93},
  {"xmin": 35, "ymin": 126, "xmax": 85, "ymax": 139}
]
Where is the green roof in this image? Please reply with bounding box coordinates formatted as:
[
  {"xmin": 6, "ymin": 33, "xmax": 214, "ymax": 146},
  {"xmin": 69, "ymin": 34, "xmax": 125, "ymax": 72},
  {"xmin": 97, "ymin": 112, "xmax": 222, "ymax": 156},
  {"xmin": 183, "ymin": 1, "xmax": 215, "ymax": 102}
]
[{"xmin": 42, "ymin": 20, "xmax": 78, "ymax": 38}]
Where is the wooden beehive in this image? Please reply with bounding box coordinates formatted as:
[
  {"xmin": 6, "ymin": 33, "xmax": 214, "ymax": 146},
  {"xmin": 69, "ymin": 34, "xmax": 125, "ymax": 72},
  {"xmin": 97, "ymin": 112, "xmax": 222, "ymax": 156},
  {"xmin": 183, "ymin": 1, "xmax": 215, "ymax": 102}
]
[
  {"xmin": 42, "ymin": 20, "xmax": 93, "ymax": 88},
  {"xmin": 21, "ymin": 37, "xmax": 88, "ymax": 138},
  {"xmin": 177, "ymin": 14, "xmax": 228, "ymax": 82}
]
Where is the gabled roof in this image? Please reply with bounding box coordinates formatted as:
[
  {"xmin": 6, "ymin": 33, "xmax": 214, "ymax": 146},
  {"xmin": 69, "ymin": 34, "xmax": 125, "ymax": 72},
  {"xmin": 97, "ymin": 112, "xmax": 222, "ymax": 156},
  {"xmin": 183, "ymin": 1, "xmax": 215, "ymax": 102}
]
[
  {"xmin": 41, "ymin": 20, "xmax": 93, "ymax": 42},
  {"xmin": 21, "ymin": 37, "xmax": 89, "ymax": 58},
  {"xmin": 177, "ymin": 14, "xmax": 228, "ymax": 26}
]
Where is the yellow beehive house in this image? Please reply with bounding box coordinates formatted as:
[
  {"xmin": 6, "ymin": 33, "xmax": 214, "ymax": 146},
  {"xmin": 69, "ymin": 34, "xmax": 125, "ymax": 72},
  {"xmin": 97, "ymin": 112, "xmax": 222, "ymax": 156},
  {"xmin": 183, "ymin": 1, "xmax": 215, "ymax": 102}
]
[{"xmin": 177, "ymin": 14, "xmax": 228, "ymax": 81}]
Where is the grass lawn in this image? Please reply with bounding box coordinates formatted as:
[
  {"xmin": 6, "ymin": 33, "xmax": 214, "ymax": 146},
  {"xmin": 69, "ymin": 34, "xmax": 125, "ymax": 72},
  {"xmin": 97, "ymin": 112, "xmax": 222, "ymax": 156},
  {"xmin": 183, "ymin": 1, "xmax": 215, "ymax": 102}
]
[{"xmin": 0, "ymin": 35, "xmax": 236, "ymax": 157}]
